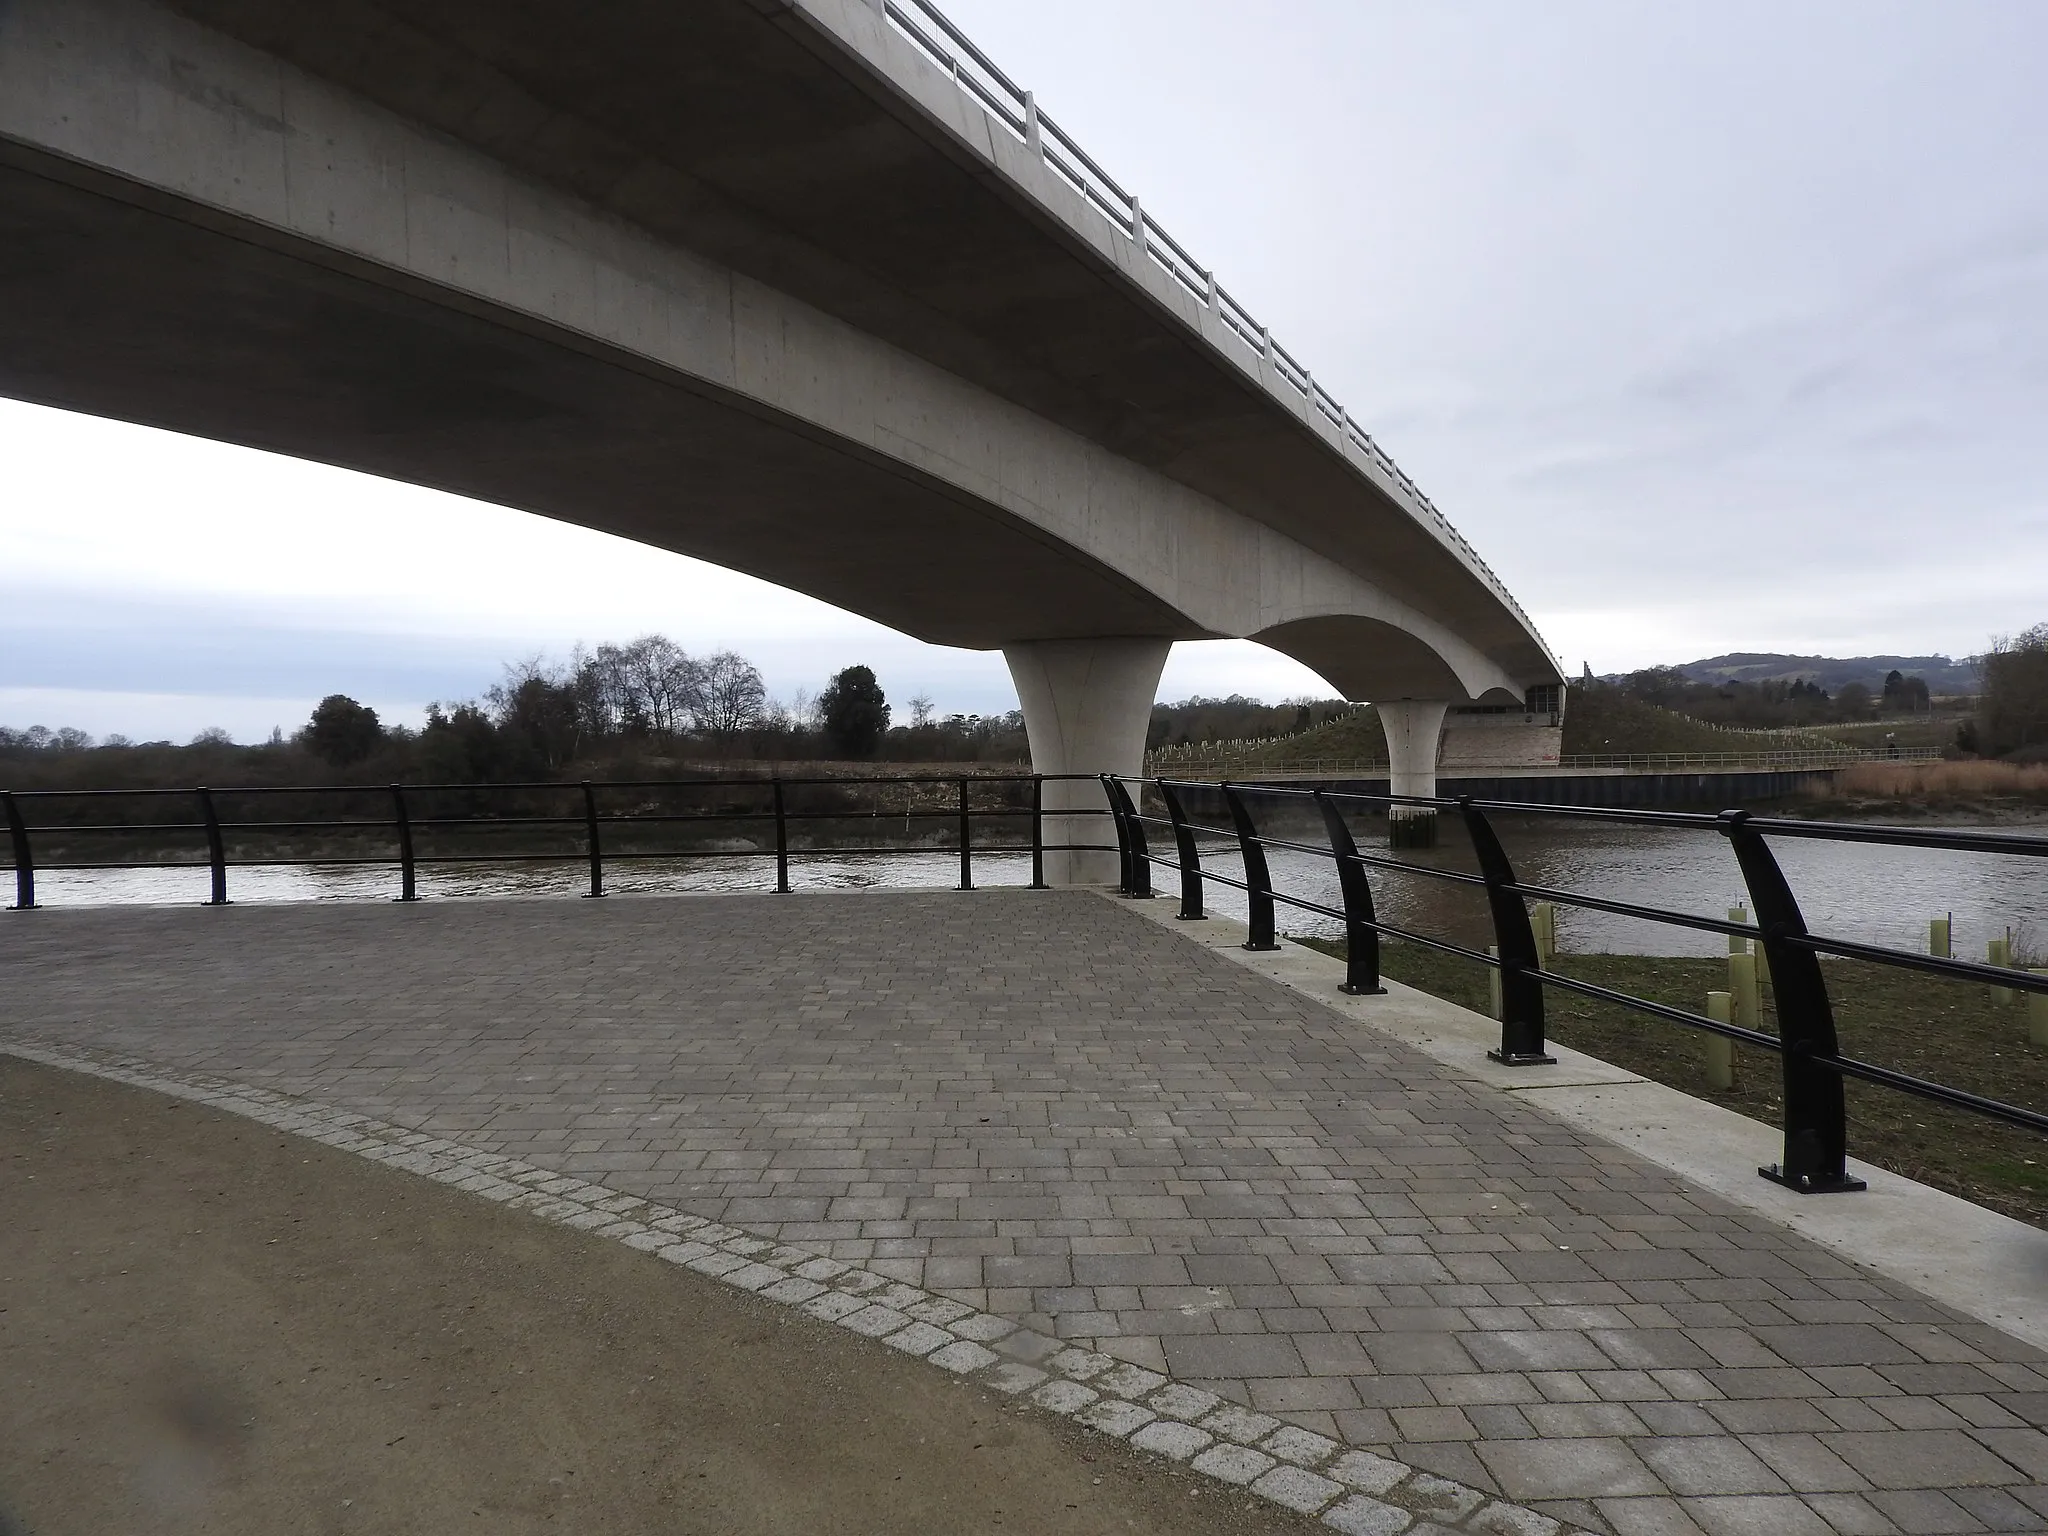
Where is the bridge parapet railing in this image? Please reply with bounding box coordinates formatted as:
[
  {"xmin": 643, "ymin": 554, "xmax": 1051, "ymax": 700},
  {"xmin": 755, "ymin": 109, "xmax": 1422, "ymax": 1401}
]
[
  {"xmin": 865, "ymin": 0, "xmax": 1530, "ymax": 631},
  {"xmin": 0, "ymin": 772, "xmax": 1115, "ymax": 909},
  {"xmin": 1107, "ymin": 773, "xmax": 2048, "ymax": 1196}
]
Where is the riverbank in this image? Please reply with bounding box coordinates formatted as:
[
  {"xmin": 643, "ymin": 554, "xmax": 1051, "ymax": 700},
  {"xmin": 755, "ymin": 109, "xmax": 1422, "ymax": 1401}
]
[
  {"xmin": 1295, "ymin": 938, "xmax": 2048, "ymax": 1231},
  {"xmin": 1794, "ymin": 759, "xmax": 2048, "ymax": 822}
]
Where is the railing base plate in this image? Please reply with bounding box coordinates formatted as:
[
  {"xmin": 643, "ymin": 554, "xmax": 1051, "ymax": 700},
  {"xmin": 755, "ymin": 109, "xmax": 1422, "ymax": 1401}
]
[
  {"xmin": 1759, "ymin": 1164, "xmax": 1867, "ymax": 1194},
  {"xmin": 1176, "ymin": 912, "xmax": 1207, "ymax": 922},
  {"xmin": 1242, "ymin": 941, "xmax": 1279, "ymax": 953},
  {"xmin": 1486, "ymin": 1049, "xmax": 1557, "ymax": 1067},
  {"xmin": 1339, "ymin": 983, "xmax": 1386, "ymax": 996}
]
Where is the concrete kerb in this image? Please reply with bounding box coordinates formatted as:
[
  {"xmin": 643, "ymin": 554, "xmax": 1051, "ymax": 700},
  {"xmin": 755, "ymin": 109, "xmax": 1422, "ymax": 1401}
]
[
  {"xmin": 0, "ymin": 1036, "xmax": 1581, "ymax": 1536},
  {"xmin": 1097, "ymin": 888, "xmax": 2048, "ymax": 1358}
]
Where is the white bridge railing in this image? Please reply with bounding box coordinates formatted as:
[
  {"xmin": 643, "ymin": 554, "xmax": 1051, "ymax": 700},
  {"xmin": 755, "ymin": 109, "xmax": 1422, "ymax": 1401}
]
[{"xmin": 866, "ymin": 0, "xmax": 1536, "ymax": 636}]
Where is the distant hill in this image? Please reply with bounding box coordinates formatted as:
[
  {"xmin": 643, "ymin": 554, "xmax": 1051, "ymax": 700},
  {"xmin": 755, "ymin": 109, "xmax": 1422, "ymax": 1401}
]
[{"xmin": 1610, "ymin": 653, "xmax": 1978, "ymax": 697}]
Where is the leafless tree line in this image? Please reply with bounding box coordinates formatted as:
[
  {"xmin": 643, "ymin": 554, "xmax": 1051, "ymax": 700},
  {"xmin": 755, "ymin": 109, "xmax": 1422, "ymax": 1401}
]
[{"xmin": 503, "ymin": 635, "xmax": 791, "ymax": 744}]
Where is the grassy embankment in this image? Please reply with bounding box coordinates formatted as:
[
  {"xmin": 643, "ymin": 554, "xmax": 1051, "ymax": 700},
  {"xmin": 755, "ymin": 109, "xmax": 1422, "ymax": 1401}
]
[
  {"xmin": 1553, "ymin": 689, "xmax": 1848, "ymax": 758},
  {"xmin": 1162, "ymin": 691, "xmax": 1857, "ymax": 771},
  {"xmin": 1294, "ymin": 935, "xmax": 2048, "ymax": 1230}
]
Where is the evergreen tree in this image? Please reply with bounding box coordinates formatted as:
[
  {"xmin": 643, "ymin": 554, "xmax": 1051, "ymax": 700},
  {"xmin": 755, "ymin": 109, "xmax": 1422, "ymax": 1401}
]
[{"xmin": 819, "ymin": 666, "xmax": 890, "ymax": 758}]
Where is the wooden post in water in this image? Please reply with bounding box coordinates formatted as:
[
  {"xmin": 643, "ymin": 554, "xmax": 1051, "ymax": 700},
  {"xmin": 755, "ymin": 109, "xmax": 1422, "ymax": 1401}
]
[
  {"xmin": 1487, "ymin": 945, "xmax": 1503, "ymax": 1022},
  {"xmin": 1531, "ymin": 902, "xmax": 1556, "ymax": 968},
  {"xmin": 1729, "ymin": 949, "xmax": 1761, "ymax": 1031},
  {"xmin": 1930, "ymin": 914, "xmax": 1951, "ymax": 960},
  {"xmin": 1728, "ymin": 906, "xmax": 1749, "ymax": 955},
  {"xmin": 1705, "ymin": 991, "xmax": 1735, "ymax": 1090},
  {"xmin": 1989, "ymin": 937, "xmax": 2014, "ymax": 1004},
  {"xmin": 2031, "ymin": 972, "xmax": 2048, "ymax": 1049}
]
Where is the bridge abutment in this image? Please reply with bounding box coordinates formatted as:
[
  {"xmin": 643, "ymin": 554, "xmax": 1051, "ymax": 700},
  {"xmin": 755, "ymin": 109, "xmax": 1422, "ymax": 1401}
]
[
  {"xmin": 1379, "ymin": 699, "xmax": 1449, "ymax": 848},
  {"xmin": 1004, "ymin": 639, "xmax": 1172, "ymax": 886}
]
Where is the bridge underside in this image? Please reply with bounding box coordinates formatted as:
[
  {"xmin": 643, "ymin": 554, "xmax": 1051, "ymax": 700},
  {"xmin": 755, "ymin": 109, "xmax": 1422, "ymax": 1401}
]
[{"xmin": 0, "ymin": 152, "xmax": 1191, "ymax": 650}]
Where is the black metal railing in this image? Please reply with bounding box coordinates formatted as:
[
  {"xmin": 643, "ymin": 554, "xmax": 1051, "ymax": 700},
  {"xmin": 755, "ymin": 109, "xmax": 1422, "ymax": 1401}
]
[
  {"xmin": 0, "ymin": 772, "xmax": 1116, "ymax": 907},
  {"xmin": 1106, "ymin": 775, "xmax": 2048, "ymax": 1194}
]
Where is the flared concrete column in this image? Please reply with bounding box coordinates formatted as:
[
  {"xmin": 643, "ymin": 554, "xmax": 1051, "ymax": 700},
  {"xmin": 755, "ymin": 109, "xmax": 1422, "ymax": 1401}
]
[
  {"xmin": 1379, "ymin": 699, "xmax": 1448, "ymax": 848},
  {"xmin": 1004, "ymin": 638, "xmax": 1172, "ymax": 885}
]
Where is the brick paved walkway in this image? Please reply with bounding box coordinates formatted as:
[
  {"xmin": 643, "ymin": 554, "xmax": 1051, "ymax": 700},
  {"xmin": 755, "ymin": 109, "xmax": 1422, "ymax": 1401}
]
[{"xmin": 5, "ymin": 891, "xmax": 2047, "ymax": 1535}]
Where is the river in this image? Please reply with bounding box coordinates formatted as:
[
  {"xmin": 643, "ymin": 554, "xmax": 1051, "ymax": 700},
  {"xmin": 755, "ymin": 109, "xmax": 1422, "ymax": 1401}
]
[{"xmin": 19, "ymin": 812, "xmax": 2044, "ymax": 960}]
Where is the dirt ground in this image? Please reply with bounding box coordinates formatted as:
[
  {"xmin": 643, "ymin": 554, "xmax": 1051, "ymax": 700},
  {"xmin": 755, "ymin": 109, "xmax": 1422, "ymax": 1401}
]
[{"xmin": 0, "ymin": 1056, "xmax": 1315, "ymax": 1536}]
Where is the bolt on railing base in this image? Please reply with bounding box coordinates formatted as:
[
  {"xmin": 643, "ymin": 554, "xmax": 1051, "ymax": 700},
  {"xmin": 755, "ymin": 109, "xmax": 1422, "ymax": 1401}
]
[
  {"xmin": 1487, "ymin": 1048, "xmax": 1558, "ymax": 1067},
  {"xmin": 1759, "ymin": 1164, "xmax": 1867, "ymax": 1195}
]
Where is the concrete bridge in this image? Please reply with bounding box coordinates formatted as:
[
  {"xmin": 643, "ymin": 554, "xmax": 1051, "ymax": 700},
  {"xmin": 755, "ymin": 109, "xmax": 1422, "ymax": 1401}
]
[{"xmin": 0, "ymin": 0, "xmax": 1561, "ymax": 876}]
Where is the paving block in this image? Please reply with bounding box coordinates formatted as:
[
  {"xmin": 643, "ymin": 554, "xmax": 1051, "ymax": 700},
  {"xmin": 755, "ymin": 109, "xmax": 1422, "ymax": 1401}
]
[
  {"xmin": 1075, "ymin": 1398, "xmax": 1155, "ymax": 1438},
  {"xmin": 1321, "ymin": 1493, "xmax": 1416, "ymax": 1536},
  {"xmin": 1251, "ymin": 1463, "xmax": 1345, "ymax": 1513},
  {"xmin": 1193, "ymin": 1443, "xmax": 1276, "ymax": 1485},
  {"xmin": 1129, "ymin": 1419, "xmax": 1213, "ymax": 1462}
]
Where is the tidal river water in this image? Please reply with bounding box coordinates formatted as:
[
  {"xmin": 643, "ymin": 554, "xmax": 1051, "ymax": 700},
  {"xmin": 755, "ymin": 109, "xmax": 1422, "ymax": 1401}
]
[{"xmin": 21, "ymin": 812, "xmax": 2045, "ymax": 961}]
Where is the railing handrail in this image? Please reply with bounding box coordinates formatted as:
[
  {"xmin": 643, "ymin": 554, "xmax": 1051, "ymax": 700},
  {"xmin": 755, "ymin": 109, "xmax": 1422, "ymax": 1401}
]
[
  {"xmin": 1107, "ymin": 773, "xmax": 2048, "ymax": 1184},
  {"xmin": 862, "ymin": 0, "xmax": 1547, "ymax": 651},
  {"xmin": 0, "ymin": 772, "xmax": 1122, "ymax": 902},
  {"xmin": 0, "ymin": 769, "xmax": 1090, "ymax": 800}
]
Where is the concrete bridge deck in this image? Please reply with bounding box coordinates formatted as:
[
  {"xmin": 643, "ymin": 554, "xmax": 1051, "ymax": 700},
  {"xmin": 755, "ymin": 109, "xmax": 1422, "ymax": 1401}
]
[{"xmin": 5, "ymin": 890, "xmax": 2047, "ymax": 1535}]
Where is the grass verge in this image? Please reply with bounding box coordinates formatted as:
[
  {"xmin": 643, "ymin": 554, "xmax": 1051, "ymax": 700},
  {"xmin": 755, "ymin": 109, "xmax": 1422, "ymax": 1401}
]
[{"xmin": 1292, "ymin": 935, "xmax": 2048, "ymax": 1230}]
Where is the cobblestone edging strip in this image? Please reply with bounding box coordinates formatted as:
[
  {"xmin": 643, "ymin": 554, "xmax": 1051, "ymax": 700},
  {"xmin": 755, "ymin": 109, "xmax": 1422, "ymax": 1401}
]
[{"xmin": 1, "ymin": 1037, "xmax": 1580, "ymax": 1536}]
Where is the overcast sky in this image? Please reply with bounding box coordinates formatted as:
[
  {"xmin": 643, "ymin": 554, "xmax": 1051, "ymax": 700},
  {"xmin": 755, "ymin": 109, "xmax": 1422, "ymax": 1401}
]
[{"xmin": 4, "ymin": 0, "xmax": 2043, "ymax": 743}]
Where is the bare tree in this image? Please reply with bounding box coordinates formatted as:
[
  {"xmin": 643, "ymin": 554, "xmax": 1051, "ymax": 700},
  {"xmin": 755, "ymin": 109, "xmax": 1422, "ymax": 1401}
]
[
  {"xmin": 614, "ymin": 634, "xmax": 703, "ymax": 736},
  {"xmin": 908, "ymin": 693, "xmax": 935, "ymax": 727},
  {"xmin": 696, "ymin": 650, "xmax": 768, "ymax": 738}
]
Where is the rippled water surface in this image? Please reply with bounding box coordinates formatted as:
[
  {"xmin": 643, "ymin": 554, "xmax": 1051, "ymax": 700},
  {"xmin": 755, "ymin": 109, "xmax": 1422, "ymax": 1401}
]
[{"xmin": 20, "ymin": 814, "xmax": 2046, "ymax": 959}]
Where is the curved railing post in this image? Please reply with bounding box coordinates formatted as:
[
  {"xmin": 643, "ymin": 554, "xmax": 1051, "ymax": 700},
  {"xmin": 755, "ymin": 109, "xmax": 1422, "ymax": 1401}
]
[
  {"xmin": 958, "ymin": 776, "xmax": 973, "ymax": 891},
  {"xmin": 197, "ymin": 787, "xmax": 230, "ymax": 906},
  {"xmin": 1028, "ymin": 774, "xmax": 1047, "ymax": 889},
  {"xmin": 391, "ymin": 784, "xmax": 418, "ymax": 902},
  {"xmin": 4, "ymin": 791, "xmax": 37, "ymax": 910},
  {"xmin": 1222, "ymin": 785, "xmax": 1277, "ymax": 951},
  {"xmin": 1315, "ymin": 791, "xmax": 1383, "ymax": 994},
  {"xmin": 1720, "ymin": 810, "xmax": 1866, "ymax": 1194},
  {"xmin": 1103, "ymin": 776, "xmax": 1151, "ymax": 896},
  {"xmin": 1460, "ymin": 798, "xmax": 1551, "ymax": 1064},
  {"xmin": 1157, "ymin": 780, "xmax": 1205, "ymax": 920},
  {"xmin": 772, "ymin": 777, "xmax": 790, "ymax": 893},
  {"xmin": 582, "ymin": 781, "xmax": 604, "ymax": 898}
]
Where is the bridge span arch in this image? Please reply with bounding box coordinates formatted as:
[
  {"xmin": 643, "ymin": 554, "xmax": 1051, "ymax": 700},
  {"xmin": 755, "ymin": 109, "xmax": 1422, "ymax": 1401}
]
[{"xmin": 0, "ymin": 0, "xmax": 1561, "ymax": 880}]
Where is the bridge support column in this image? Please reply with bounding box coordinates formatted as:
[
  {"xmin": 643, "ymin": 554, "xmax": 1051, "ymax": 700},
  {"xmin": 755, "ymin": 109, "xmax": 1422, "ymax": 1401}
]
[
  {"xmin": 1005, "ymin": 638, "xmax": 1172, "ymax": 886},
  {"xmin": 1380, "ymin": 699, "xmax": 1448, "ymax": 849}
]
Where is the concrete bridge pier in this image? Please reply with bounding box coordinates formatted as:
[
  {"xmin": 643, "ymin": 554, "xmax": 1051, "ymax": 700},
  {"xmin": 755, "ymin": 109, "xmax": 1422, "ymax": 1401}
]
[
  {"xmin": 1004, "ymin": 639, "xmax": 1173, "ymax": 885},
  {"xmin": 1379, "ymin": 699, "xmax": 1449, "ymax": 848}
]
